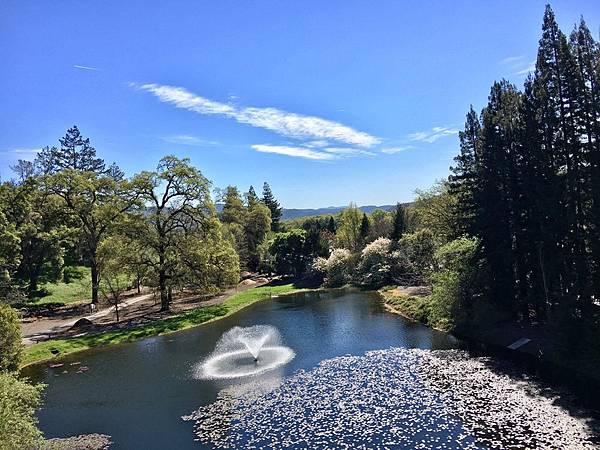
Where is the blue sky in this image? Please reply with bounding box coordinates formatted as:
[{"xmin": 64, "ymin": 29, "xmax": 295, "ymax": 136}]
[{"xmin": 1, "ymin": 1, "xmax": 598, "ymax": 208}]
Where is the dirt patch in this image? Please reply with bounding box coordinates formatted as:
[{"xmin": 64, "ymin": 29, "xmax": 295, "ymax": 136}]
[{"xmin": 43, "ymin": 434, "xmax": 112, "ymax": 450}]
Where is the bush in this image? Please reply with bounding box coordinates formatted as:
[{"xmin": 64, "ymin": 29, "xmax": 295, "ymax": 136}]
[
  {"xmin": 399, "ymin": 229, "xmax": 436, "ymax": 276},
  {"xmin": 62, "ymin": 266, "xmax": 86, "ymax": 283},
  {"xmin": 0, "ymin": 372, "xmax": 44, "ymax": 449},
  {"xmin": 428, "ymin": 236, "xmax": 479, "ymax": 329},
  {"xmin": 0, "ymin": 304, "xmax": 22, "ymax": 372},
  {"xmin": 316, "ymin": 248, "xmax": 355, "ymax": 287},
  {"xmin": 356, "ymin": 238, "xmax": 411, "ymax": 288}
]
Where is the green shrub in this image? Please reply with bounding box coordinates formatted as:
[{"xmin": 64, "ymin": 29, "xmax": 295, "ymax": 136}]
[
  {"xmin": 0, "ymin": 304, "xmax": 22, "ymax": 372},
  {"xmin": 0, "ymin": 372, "xmax": 44, "ymax": 450}
]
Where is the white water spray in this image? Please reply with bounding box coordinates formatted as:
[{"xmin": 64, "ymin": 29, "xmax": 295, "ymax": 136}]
[{"xmin": 194, "ymin": 325, "xmax": 295, "ymax": 379}]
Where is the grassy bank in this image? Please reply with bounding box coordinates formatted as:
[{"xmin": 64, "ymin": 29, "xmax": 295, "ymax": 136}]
[
  {"xmin": 378, "ymin": 286, "xmax": 451, "ymax": 331},
  {"xmin": 22, "ymin": 283, "xmax": 307, "ymax": 368}
]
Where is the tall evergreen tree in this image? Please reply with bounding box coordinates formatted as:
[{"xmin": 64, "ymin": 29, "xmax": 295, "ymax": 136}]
[
  {"xmin": 246, "ymin": 185, "xmax": 259, "ymax": 207},
  {"xmin": 359, "ymin": 213, "xmax": 370, "ymax": 244},
  {"xmin": 449, "ymin": 106, "xmax": 481, "ymax": 236},
  {"xmin": 327, "ymin": 216, "xmax": 336, "ymax": 234},
  {"xmin": 262, "ymin": 182, "xmax": 282, "ymax": 231},
  {"xmin": 391, "ymin": 203, "xmax": 406, "ymax": 241},
  {"xmin": 36, "ymin": 126, "xmax": 106, "ymax": 174}
]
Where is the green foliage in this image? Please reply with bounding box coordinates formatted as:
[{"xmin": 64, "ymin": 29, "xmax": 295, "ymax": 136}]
[
  {"xmin": 262, "ymin": 182, "xmax": 282, "ymax": 232},
  {"xmin": 270, "ymin": 229, "xmax": 308, "ymax": 276},
  {"xmin": 0, "ymin": 304, "xmax": 22, "ymax": 372},
  {"xmin": 399, "ymin": 229, "xmax": 436, "ymax": 277},
  {"xmin": 133, "ymin": 156, "xmax": 216, "ymax": 310},
  {"xmin": 336, "ymin": 203, "xmax": 362, "ymax": 252},
  {"xmin": 411, "ymin": 181, "xmax": 457, "ymax": 244},
  {"xmin": 23, "ymin": 284, "xmax": 304, "ymax": 366},
  {"xmin": 0, "ymin": 372, "xmax": 44, "ymax": 450},
  {"xmin": 390, "ymin": 203, "xmax": 407, "ymax": 240},
  {"xmin": 220, "ymin": 186, "xmax": 246, "ymax": 225},
  {"xmin": 244, "ymin": 202, "xmax": 272, "ymax": 271},
  {"xmin": 368, "ymin": 209, "xmax": 392, "ymax": 242},
  {"xmin": 428, "ymin": 237, "xmax": 479, "ymax": 329}
]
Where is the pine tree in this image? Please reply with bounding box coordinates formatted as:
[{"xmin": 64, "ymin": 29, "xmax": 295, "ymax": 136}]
[
  {"xmin": 246, "ymin": 185, "xmax": 259, "ymax": 207},
  {"xmin": 391, "ymin": 203, "xmax": 406, "ymax": 241},
  {"xmin": 262, "ymin": 182, "xmax": 282, "ymax": 231},
  {"xmin": 43, "ymin": 126, "xmax": 106, "ymax": 173},
  {"xmin": 327, "ymin": 216, "xmax": 336, "ymax": 234},
  {"xmin": 221, "ymin": 186, "xmax": 246, "ymax": 225},
  {"xmin": 359, "ymin": 213, "xmax": 370, "ymax": 243},
  {"xmin": 449, "ymin": 106, "xmax": 481, "ymax": 236}
]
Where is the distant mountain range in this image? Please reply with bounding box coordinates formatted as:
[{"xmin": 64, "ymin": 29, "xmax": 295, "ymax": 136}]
[
  {"xmin": 282, "ymin": 204, "xmax": 398, "ymax": 220},
  {"xmin": 216, "ymin": 203, "xmax": 408, "ymax": 220}
]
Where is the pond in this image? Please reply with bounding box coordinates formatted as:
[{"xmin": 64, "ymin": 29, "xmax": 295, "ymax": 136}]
[{"xmin": 25, "ymin": 289, "xmax": 597, "ymax": 449}]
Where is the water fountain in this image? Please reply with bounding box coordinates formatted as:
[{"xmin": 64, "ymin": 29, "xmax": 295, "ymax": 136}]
[{"xmin": 194, "ymin": 325, "xmax": 295, "ymax": 379}]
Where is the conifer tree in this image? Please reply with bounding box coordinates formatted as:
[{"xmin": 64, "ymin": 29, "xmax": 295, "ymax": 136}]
[
  {"xmin": 391, "ymin": 203, "xmax": 406, "ymax": 241},
  {"xmin": 262, "ymin": 182, "xmax": 282, "ymax": 231},
  {"xmin": 246, "ymin": 185, "xmax": 259, "ymax": 207},
  {"xmin": 359, "ymin": 213, "xmax": 370, "ymax": 244},
  {"xmin": 327, "ymin": 216, "xmax": 336, "ymax": 234},
  {"xmin": 37, "ymin": 126, "xmax": 106, "ymax": 174},
  {"xmin": 449, "ymin": 106, "xmax": 481, "ymax": 236}
]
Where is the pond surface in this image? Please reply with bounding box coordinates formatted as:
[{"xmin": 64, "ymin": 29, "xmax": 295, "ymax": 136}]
[
  {"xmin": 25, "ymin": 289, "xmax": 597, "ymax": 449},
  {"xmin": 26, "ymin": 290, "xmax": 461, "ymax": 448}
]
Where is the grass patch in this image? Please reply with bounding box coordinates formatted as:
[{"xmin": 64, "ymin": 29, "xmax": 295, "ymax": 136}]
[
  {"xmin": 26, "ymin": 266, "xmax": 91, "ymax": 306},
  {"xmin": 22, "ymin": 283, "xmax": 305, "ymax": 367},
  {"xmin": 380, "ymin": 290, "xmax": 432, "ymax": 324}
]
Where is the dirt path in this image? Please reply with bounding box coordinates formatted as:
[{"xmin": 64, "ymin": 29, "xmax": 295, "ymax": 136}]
[{"xmin": 21, "ymin": 278, "xmax": 272, "ymax": 346}]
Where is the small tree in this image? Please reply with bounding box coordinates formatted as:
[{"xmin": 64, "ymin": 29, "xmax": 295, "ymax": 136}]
[
  {"xmin": 0, "ymin": 372, "xmax": 44, "ymax": 449},
  {"xmin": 0, "ymin": 304, "xmax": 22, "ymax": 372},
  {"xmin": 98, "ymin": 236, "xmax": 135, "ymax": 322},
  {"xmin": 336, "ymin": 203, "xmax": 362, "ymax": 252}
]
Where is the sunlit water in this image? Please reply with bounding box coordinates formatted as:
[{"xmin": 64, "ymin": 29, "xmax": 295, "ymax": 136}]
[{"xmin": 23, "ymin": 289, "xmax": 598, "ymax": 449}]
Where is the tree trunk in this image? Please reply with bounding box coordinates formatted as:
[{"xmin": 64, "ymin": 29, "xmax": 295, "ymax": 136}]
[
  {"xmin": 91, "ymin": 261, "xmax": 99, "ymax": 305},
  {"xmin": 115, "ymin": 300, "xmax": 119, "ymax": 322},
  {"xmin": 159, "ymin": 268, "xmax": 168, "ymax": 311}
]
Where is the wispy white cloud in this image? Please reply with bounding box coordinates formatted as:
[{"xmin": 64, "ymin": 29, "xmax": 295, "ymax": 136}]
[
  {"xmin": 251, "ymin": 144, "xmax": 338, "ymax": 161},
  {"xmin": 408, "ymin": 127, "xmax": 459, "ymax": 143},
  {"xmin": 500, "ymin": 55, "xmax": 525, "ymax": 65},
  {"xmin": 73, "ymin": 64, "xmax": 100, "ymax": 71},
  {"xmin": 160, "ymin": 134, "xmax": 220, "ymax": 147},
  {"xmin": 0, "ymin": 148, "xmax": 40, "ymax": 155},
  {"xmin": 323, "ymin": 147, "xmax": 376, "ymax": 157},
  {"xmin": 135, "ymin": 83, "xmax": 380, "ymax": 148},
  {"xmin": 516, "ymin": 60, "xmax": 536, "ymax": 76},
  {"xmin": 381, "ymin": 146, "xmax": 413, "ymax": 154}
]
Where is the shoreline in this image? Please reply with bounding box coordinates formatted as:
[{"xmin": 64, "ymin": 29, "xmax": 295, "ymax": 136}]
[
  {"xmin": 21, "ymin": 284, "xmax": 319, "ymax": 369},
  {"xmin": 377, "ymin": 287, "xmax": 600, "ymax": 406}
]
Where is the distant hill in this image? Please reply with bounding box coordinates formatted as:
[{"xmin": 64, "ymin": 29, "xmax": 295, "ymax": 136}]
[
  {"xmin": 282, "ymin": 204, "xmax": 398, "ymax": 220},
  {"xmin": 215, "ymin": 203, "xmax": 408, "ymax": 221}
]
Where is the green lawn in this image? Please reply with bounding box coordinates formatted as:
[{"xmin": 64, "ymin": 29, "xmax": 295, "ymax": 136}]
[
  {"xmin": 22, "ymin": 283, "xmax": 307, "ymax": 367},
  {"xmin": 27, "ymin": 266, "xmax": 91, "ymax": 306}
]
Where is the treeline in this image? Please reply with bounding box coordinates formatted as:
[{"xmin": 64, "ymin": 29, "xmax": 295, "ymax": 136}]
[
  {"xmin": 0, "ymin": 126, "xmax": 295, "ymax": 313},
  {"xmin": 449, "ymin": 5, "xmax": 600, "ymax": 332}
]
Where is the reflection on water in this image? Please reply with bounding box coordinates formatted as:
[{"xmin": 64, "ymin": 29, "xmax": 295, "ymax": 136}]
[{"xmin": 25, "ymin": 290, "xmax": 465, "ymax": 449}]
